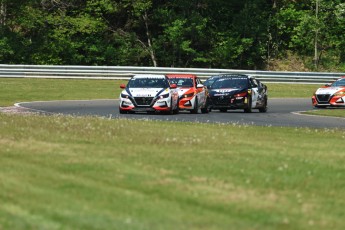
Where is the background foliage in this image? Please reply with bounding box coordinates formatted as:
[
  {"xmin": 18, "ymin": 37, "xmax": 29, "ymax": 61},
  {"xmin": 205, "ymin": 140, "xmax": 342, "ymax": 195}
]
[{"xmin": 0, "ymin": 0, "xmax": 344, "ymax": 71}]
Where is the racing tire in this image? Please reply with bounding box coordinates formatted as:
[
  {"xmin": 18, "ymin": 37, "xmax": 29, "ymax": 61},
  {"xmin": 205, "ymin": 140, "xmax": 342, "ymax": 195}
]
[
  {"xmin": 173, "ymin": 99, "xmax": 180, "ymax": 114},
  {"xmin": 258, "ymin": 97, "xmax": 268, "ymax": 113},
  {"xmin": 119, "ymin": 108, "xmax": 127, "ymax": 114},
  {"xmin": 244, "ymin": 97, "xmax": 252, "ymax": 113},
  {"xmin": 167, "ymin": 97, "xmax": 175, "ymax": 115},
  {"xmin": 191, "ymin": 98, "xmax": 198, "ymax": 114},
  {"xmin": 201, "ymin": 99, "xmax": 209, "ymax": 114},
  {"xmin": 201, "ymin": 107, "xmax": 209, "ymax": 114}
]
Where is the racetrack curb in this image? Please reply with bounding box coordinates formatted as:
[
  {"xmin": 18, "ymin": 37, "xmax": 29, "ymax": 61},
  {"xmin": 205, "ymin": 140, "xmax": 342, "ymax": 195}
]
[
  {"xmin": 0, "ymin": 105, "xmax": 38, "ymax": 115},
  {"xmin": 291, "ymin": 110, "xmax": 345, "ymax": 120}
]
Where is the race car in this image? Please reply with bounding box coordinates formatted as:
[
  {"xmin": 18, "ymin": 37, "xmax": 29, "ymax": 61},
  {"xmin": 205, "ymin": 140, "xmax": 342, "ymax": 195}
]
[
  {"xmin": 119, "ymin": 74, "xmax": 179, "ymax": 114},
  {"xmin": 312, "ymin": 76, "xmax": 345, "ymax": 108},
  {"xmin": 207, "ymin": 74, "xmax": 268, "ymax": 113},
  {"xmin": 166, "ymin": 74, "xmax": 208, "ymax": 113}
]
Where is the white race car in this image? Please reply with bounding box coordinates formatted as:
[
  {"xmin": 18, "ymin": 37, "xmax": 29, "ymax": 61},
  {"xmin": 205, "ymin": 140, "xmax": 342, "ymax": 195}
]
[
  {"xmin": 119, "ymin": 74, "xmax": 179, "ymax": 114},
  {"xmin": 312, "ymin": 77, "xmax": 345, "ymax": 108}
]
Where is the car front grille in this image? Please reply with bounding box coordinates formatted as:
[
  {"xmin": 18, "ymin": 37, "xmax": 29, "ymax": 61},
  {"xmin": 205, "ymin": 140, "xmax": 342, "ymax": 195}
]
[
  {"xmin": 212, "ymin": 96, "xmax": 229, "ymax": 105},
  {"xmin": 316, "ymin": 94, "xmax": 330, "ymax": 103},
  {"xmin": 134, "ymin": 97, "xmax": 154, "ymax": 106}
]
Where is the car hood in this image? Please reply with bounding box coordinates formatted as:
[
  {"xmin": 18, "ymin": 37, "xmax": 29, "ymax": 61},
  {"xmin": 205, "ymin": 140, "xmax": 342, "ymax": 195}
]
[
  {"xmin": 209, "ymin": 88, "xmax": 243, "ymax": 96},
  {"xmin": 315, "ymin": 87, "xmax": 344, "ymax": 95},
  {"xmin": 125, "ymin": 88, "xmax": 167, "ymax": 97},
  {"xmin": 177, "ymin": 87, "xmax": 193, "ymax": 96}
]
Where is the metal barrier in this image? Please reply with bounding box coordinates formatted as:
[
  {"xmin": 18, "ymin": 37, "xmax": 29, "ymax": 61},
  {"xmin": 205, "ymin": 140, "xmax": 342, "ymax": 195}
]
[{"xmin": 1, "ymin": 64, "xmax": 344, "ymax": 84}]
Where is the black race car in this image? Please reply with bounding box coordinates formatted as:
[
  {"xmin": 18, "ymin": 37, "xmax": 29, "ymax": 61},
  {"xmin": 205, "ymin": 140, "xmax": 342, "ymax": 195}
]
[{"xmin": 207, "ymin": 74, "xmax": 268, "ymax": 113}]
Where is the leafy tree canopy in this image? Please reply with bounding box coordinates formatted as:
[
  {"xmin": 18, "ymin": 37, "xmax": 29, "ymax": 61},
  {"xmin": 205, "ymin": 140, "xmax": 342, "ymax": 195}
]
[{"xmin": 0, "ymin": 0, "xmax": 344, "ymax": 71}]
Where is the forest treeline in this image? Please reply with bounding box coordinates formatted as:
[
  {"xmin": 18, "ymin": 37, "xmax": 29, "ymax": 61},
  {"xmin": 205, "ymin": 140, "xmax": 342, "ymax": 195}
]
[{"xmin": 0, "ymin": 0, "xmax": 344, "ymax": 71}]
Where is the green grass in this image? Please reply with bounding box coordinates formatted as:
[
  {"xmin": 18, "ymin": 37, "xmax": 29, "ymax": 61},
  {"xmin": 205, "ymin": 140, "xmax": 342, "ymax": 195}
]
[
  {"xmin": 0, "ymin": 114, "xmax": 344, "ymax": 230},
  {"xmin": 265, "ymin": 83, "xmax": 319, "ymax": 98},
  {"xmin": 0, "ymin": 78, "xmax": 127, "ymax": 106},
  {"xmin": 0, "ymin": 78, "xmax": 322, "ymax": 106},
  {"xmin": 303, "ymin": 109, "xmax": 345, "ymax": 118},
  {"xmin": 0, "ymin": 78, "xmax": 344, "ymax": 229}
]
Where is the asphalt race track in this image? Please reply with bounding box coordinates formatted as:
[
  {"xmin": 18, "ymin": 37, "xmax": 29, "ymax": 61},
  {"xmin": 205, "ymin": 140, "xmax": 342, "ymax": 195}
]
[{"xmin": 17, "ymin": 98, "xmax": 345, "ymax": 129}]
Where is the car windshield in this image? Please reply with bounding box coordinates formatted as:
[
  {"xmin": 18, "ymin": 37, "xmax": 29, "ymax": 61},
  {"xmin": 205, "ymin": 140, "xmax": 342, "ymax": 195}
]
[
  {"xmin": 127, "ymin": 78, "xmax": 169, "ymax": 88},
  {"xmin": 211, "ymin": 78, "xmax": 248, "ymax": 89},
  {"xmin": 331, "ymin": 78, "xmax": 345, "ymax": 87},
  {"xmin": 168, "ymin": 78, "xmax": 194, "ymax": 87},
  {"xmin": 204, "ymin": 77, "xmax": 219, "ymax": 88}
]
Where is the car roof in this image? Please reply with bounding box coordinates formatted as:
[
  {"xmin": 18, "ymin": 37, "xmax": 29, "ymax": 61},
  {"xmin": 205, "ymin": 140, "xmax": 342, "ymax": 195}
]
[
  {"xmin": 132, "ymin": 74, "xmax": 166, "ymax": 79},
  {"xmin": 166, "ymin": 74, "xmax": 197, "ymax": 79},
  {"xmin": 210, "ymin": 74, "xmax": 252, "ymax": 80},
  {"xmin": 208, "ymin": 74, "xmax": 251, "ymax": 78}
]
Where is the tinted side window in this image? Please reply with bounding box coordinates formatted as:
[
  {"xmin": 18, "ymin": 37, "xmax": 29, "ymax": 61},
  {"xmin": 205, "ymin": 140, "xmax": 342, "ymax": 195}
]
[{"xmin": 250, "ymin": 79, "xmax": 258, "ymax": 88}]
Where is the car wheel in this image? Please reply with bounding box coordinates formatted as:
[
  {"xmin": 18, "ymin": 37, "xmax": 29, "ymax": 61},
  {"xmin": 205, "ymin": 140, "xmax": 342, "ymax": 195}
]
[
  {"xmin": 119, "ymin": 108, "xmax": 127, "ymax": 114},
  {"xmin": 201, "ymin": 99, "xmax": 209, "ymax": 114},
  {"xmin": 259, "ymin": 97, "xmax": 268, "ymax": 113},
  {"xmin": 167, "ymin": 97, "xmax": 174, "ymax": 115},
  {"xmin": 191, "ymin": 98, "xmax": 198, "ymax": 114},
  {"xmin": 173, "ymin": 99, "xmax": 180, "ymax": 114},
  {"xmin": 201, "ymin": 107, "xmax": 208, "ymax": 113},
  {"xmin": 244, "ymin": 97, "xmax": 252, "ymax": 113}
]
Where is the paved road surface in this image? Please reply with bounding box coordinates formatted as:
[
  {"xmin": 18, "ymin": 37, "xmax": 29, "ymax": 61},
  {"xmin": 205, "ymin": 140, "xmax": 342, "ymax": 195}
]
[{"xmin": 17, "ymin": 98, "xmax": 345, "ymax": 129}]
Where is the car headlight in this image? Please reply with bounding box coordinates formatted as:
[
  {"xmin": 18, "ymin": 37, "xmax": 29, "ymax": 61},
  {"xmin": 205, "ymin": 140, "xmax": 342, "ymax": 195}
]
[
  {"xmin": 235, "ymin": 92, "xmax": 247, "ymax": 97},
  {"xmin": 158, "ymin": 93, "xmax": 170, "ymax": 99},
  {"xmin": 334, "ymin": 91, "xmax": 345, "ymax": 96},
  {"xmin": 184, "ymin": 92, "xmax": 195, "ymax": 98},
  {"xmin": 121, "ymin": 93, "xmax": 129, "ymax": 99}
]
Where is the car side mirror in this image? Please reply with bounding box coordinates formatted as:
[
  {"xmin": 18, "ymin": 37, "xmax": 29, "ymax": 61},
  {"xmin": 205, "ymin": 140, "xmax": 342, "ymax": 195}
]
[
  {"xmin": 120, "ymin": 84, "xmax": 126, "ymax": 89},
  {"xmin": 170, "ymin": 83, "xmax": 177, "ymax": 89},
  {"xmin": 324, "ymin": 83, "xmax": 331, "ymax": 87},
  {"xmin": 197, "ymin": 84, "xmax": 204, "ymax": 88}
]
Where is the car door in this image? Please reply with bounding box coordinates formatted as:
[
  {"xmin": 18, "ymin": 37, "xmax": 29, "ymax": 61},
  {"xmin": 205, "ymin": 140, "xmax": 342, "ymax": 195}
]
[
  {"xmin": 195, "ymin": 77, "xmax": 206, "ymax": 107},
  {"xmin": 249, "ymin": 78, "xmax": 260, "ymax": 107},
  {"xmin": 255, "ymin": 79, "xmax": 266, "ymax": 105}
]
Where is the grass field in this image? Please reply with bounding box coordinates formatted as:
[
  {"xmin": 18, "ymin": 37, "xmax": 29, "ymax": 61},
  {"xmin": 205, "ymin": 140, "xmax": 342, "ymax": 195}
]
[
  {"xmin": 303, "ymin": 109, "xmax": 345, "ymax": 118},
  {"xmin": 1, "ymin": 113, "xmax": 344, "ymax": 230},
  {"xmin": 1, "ymin": 78, "xmax": 344, "ymax": 229},
  {"xmin": 0, "ymin": 78, "xmax": 321, "ymax": 106},
  {"xmin": 0, "ymin": 78, "xmax": 127, "ymax": 106}
]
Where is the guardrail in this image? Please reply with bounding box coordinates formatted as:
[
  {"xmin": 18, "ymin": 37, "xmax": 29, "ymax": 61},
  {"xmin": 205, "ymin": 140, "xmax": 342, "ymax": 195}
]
[{"xmin": 1, "ymin": 64, "xmax": 344, "ymax": 84}]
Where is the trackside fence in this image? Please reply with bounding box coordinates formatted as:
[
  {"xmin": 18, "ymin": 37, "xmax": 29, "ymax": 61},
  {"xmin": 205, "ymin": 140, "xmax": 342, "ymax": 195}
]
[{"xmin": 1, "ymin": 64, "xmax": 345, "ymax": 84}]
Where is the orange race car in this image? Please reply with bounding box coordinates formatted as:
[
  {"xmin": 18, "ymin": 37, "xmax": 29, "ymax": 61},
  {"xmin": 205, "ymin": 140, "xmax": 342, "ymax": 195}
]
[
  {"xmin": 166, "ymin": 74, "xmax": 209, "ymax": 113},
  {"xmin": 312, "ymin": 76, "xmax": 345, "ymax": 108}
]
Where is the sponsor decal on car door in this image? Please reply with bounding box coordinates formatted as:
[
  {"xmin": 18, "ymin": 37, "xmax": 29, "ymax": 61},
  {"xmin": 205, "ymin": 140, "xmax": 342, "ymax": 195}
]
[
  {"xmin": 250, "ymin": 79, "xmax": 261, "ymax": 107},
  {"xmin": 251, "ymin": 87, "xmax": 259, "ymax": 107},
  {"xmin": 196, "ymin": 78, "xmax": 206, "ymax": 107}
]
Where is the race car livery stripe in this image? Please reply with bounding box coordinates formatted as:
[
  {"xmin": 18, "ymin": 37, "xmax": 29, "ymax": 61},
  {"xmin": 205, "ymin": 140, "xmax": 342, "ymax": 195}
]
[
  {"xmin": 126, "ymin": 88, "xmax": 132, "ymax": 97},
  {"xmin": 155, "ymin": 88, "xmax": 167, "ymax": 97}
]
